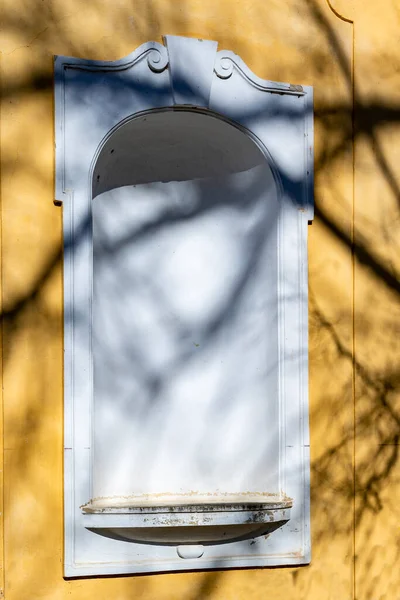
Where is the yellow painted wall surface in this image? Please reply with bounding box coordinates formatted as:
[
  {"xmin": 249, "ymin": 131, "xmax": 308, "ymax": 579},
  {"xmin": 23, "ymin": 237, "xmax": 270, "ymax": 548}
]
[{"xmin": 0, "ymin": 0, "xmax": 399, "ymax": 598}]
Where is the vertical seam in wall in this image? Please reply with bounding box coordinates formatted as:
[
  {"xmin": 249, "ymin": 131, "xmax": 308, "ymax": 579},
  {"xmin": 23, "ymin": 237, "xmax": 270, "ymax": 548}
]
[
  {"xmin": 323, "ymin": 5, "xmax": 356, "ymax": 595},
  {"xmin": 351, "ymin": 20, "xmax": 356, "ymax": 600},
  {"xmin": 0, "ymin": 50, "xmax": 5, "ymax": 600}
]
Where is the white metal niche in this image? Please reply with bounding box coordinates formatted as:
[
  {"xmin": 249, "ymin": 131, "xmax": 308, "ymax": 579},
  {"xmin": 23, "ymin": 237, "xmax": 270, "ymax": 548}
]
[{"xmin": 55, "ymin": 35, "xmax": 313, "ymax": 577}]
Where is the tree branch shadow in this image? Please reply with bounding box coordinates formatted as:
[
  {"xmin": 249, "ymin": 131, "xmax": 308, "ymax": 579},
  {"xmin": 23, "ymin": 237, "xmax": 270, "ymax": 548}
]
[{"xmin": 1, "ymin": 0, "xmax": 400, "ymax": 598}]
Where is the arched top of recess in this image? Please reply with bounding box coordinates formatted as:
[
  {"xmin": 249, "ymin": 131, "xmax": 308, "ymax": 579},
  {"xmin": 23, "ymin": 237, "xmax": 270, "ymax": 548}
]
[{"xmin": 92, "ymin": 109, "xmax": 276, "ymax": 199}]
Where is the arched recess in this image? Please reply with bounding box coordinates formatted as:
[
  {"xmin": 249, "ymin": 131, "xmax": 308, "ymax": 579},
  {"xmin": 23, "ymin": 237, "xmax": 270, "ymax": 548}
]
[
  {"xmin": 55, "ymin": 35, "xmax": 313, "ymax": 577},
  {"xmin": 91, "ymin": 109, "xmax": 281, "ymax": 502}
]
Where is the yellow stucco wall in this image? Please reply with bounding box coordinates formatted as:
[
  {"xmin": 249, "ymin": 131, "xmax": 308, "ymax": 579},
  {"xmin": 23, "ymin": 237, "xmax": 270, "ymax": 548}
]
[{"xmin": 0, "ymin": 0, "xmax": 399, "ymax": 598}]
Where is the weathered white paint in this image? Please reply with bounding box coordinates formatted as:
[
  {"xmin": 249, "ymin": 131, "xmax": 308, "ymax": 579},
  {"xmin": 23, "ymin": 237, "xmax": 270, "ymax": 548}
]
[{"xmin": 55, "ymin": 34, "xmax": 313, "ymax": 577}]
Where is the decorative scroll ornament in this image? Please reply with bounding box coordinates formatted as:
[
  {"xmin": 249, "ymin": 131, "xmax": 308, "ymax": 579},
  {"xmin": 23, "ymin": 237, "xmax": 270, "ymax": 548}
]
[
  {"xmin": 147, "ymin": 45, "xmax": 169, "ymax": 73},
  {"xmin": 214, "ymin": 53, "xmax": 234, "ymax": 79}
]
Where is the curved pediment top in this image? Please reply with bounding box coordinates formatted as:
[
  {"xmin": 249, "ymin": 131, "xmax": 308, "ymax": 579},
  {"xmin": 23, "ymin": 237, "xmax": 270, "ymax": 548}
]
[
  {"xmin": 214, "ymin": 50, "xmax": 305, "ymax": 96},
  {"xmin": 55, "ymin": 36, "xmax": 307, "ymax": 100},
  {"xmin": 54, "ymin": 40, "xmax": 169, "ymax": 74}
]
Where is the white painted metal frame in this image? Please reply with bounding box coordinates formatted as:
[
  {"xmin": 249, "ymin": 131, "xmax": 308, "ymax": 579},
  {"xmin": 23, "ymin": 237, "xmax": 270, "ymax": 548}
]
[{"xmin": 55, "ymin": 35, "xmax": 313, "ymax": 577}]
